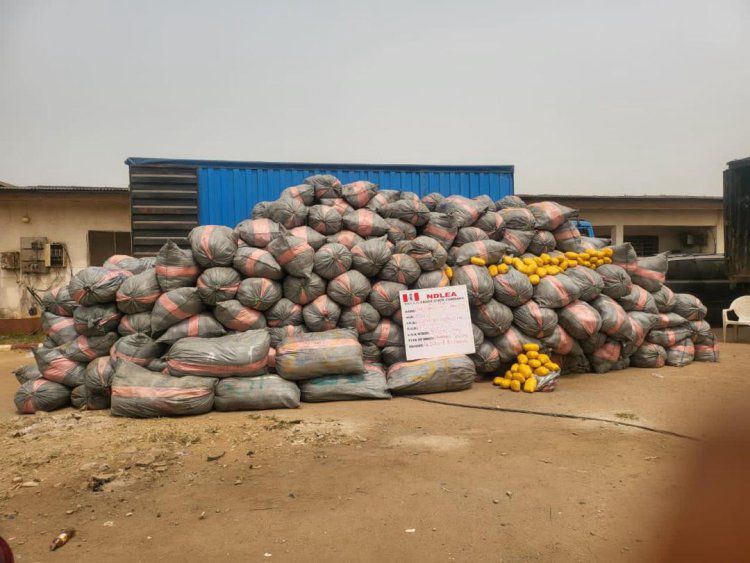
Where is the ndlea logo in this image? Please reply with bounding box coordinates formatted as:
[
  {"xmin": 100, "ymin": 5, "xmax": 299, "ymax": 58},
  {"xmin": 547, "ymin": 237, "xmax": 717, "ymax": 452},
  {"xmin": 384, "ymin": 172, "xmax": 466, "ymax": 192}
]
[{"xmin": 403, "ymin": 290, "xmax": 457, "ymax": 303}]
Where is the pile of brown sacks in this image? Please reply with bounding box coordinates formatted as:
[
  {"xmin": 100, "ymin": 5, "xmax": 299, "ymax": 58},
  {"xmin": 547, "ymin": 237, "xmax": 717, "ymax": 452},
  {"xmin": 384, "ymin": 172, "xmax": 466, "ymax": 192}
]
[{"xmin": 12, "ymin": 175, "xmax": 718, "ymax": 416}]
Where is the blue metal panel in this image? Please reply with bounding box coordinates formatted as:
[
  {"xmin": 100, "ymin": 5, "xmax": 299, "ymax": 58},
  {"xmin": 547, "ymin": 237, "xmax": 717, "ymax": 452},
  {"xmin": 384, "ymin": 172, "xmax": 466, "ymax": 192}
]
[{"xmin": 160, "ymin": 160, "xmax": 511, "ymax": 228}]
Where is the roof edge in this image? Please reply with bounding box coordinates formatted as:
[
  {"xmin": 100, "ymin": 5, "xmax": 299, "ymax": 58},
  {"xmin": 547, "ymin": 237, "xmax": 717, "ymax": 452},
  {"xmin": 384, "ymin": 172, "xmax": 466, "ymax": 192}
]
[{"xmin": 125, "ymin": 157, "xmax": 514, "ymax": 173}]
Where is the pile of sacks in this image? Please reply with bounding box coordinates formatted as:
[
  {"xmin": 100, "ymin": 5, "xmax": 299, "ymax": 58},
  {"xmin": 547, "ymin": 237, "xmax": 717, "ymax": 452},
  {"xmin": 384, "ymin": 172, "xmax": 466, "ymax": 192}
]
[{"xmin": 13, "ymin": 175, "xmax": 717, "ymax": 416}]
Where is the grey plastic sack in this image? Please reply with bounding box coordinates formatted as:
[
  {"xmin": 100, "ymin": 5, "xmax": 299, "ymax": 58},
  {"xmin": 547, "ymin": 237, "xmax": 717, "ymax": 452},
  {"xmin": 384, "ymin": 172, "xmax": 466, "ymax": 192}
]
[
  {"xmin": 151, "ymin": 287, "xmax": 205, "ymax": 334},
  {"xmin": 368, "ymin": 281, "xmax": 407, "ymax": 317},
  {"xmin": 590, "ymin": 295, "xmax": 635, "ymax": 342},
  {"xmin": 436, "ymin": 195, "xmax": 484, "ymax": 227},
  {"xmin": 596, "ymin": 264, "xmax": 633, "ymax": 299},
  {"xmin": 472, "ymin": 324, "xmax": 485, "ymax": 349},
  {"xmin": 689, "ymin": 320, "xmax": 714, "ymax": 344},
  {"xmin": 542, "ymin": 325, "xmax": 583, "ymax": 356},
  {"xmin": 234, "ymin": 218, "xmax": 287, "ymax": 248},
  {"xmin": 339, "ymin": 303, "xmax": 381, "ymax": 335},
  {"xmin": 233, "ymin": 246, "xmax": 284, "ymax": 279},
  {"xmin": 84, "ymin": 356, "xmax": 114, "ymax": 404},
  {"xmin": 694, "ymin": 342, "xmax": 720, "ymax": 362},
  {"xmin": 420, "ymin": 212, "xmax": 458, "ymax": 250},
  {"xmin": 268, "ymin": 325, "xmax": 308, "ymax": 348},
  {"xmin": 647, "ymin": 326, "xmax": 693, "ymax": 348},
  {"xmin": 111, "ymin": 361, "xmax": 216, "ymax": 418},
  {"xmin": 302, "ymin": 295, "xmax": 342, "ymax": 332},
  {"xmin": 341, "ymin": 180, "xmax": 378, "ymax": 208},
  {"xmin": 652, "ymin": 285, "xmax": 676, "ymax": 313},
  {"xmin": 454, "ymin": 240, "xmax": 510, "ymax": 267},
  {"xmin": 300, "ymin": 363, "xmax": 390, "ymax": 402},
  {"xmin": 103, "ymin": 254, "xmax": 148, "ymax": 273},
  {"xmin": 631, "ymin": 252, "xmax": 668, "ymax": 292},
  {"xmin": 214, "ymin": 300, "xmax": 267, "ymax": 332},
  {"xmin": 380, "ymin": 199, "xmax": 430, "ymax": 226},
  {"xmin": 451, "ymin": 265, "xmax": 494, "ymax": 305},
  {"xmin": 381, "ymin": 346, "xmax": 407, "ymax": 365},
  {"xmin": 265, "ymin": 298, "xmax": 304, "ymax": 327},
  {"xmin": 74, "ymin": 303, "xmax": 121, "ymax": 336},
  {"xmin": 512, "ymin": 300, "xmax": 558, "ymax": 338},
  {"xmin": 552, "ymin": 221, "xmax": 582, "ymax": 252},
  {"xmin": 266, "ymin": 235, "xmax": 315, "ymax": 279},
  {"xmin": 155, "ymin": 313, "xmax": 227, "ymax": 345},
  {"xmin": 118, "ymin": 312, "xmax": 153, "ymax": 336},
  {"xmin": 283, "ymin": 273, "xmax": 327, "ymax": 305},
  {"xmin": 237, "ymin": 278, "xmax": 283, "ymax": 311},
  {"xmin": 59, "ymin": 332, "xmax": 118, "ymax": 362},
  {"xmin": 251, "ymin": 201, "xmax": 272, "ymax": 219},
  {"xmin": 68, "ymin": 267, "xmax": 128, "ymax": 306},
  {"xmin": 307, "ymin": 205, "xmax": 343, "ymax": 235},
  {"xmin": 268, "ymin": 198, "xmax": 308, "ymax": 229},
  {"xmin": 471, "ymin": 342, "xmax": 501, "ymax": 373},
  {"xmin": 492, "ymin": 267, "xmax": 533, "ymax": 307},
  {"xmin": 471, "ymin": 299, "xmax": 513, "ymax": 337},
  {"xmin": 214, "ymin": 375, "xmax": 300, "ymax": 411},
  {"xmin": 501, "ymin": 229, "xmax": 534, "ymax": 255},
  {"xmin": 491, "ymin": 326, "xmax": 542, "ymax": 362},
  {"xmin": 313, "ymin": 243, "xmax": 353, "ymax": 280},
  {"xmin": 557, "ymin": 300, "xmax": 603, "ymax": 340},
  {"xmin": 386, "ymin": 354, "xmax": 475, "ymax": 395},
  {"xmin": 109, "ymin": 333, "xmax": 162, "ymax": 366},
  {"xmin": 326, "ymin": 230, "xmax": 364, "ymax": 249},
  {"xmin": 14, "ymin": 364, "xmax": 42, "ymax": 384},
  {"xmin": 188, "ymin": 225, "xmax": 238, "ymax": 267},
  {"xmin": 528, "ymin": 201, "xmax": 575, "ymax": 231},
  {"xmin": 405, "ymin": 236, "xmax": 448, "ymax": 272},
  {"xmin": 527, "ymin": 230, "xmax": 557, "ymax": 255},
  {"xmin": 276, "ymin": 328, "xmax": 364, "ymax": 381},
  {"xmin": 618, "ymin": 285, "xmax": 658, "ymax": 313},
  {"xmin": 414, "ymin": 269, "xmax": 450, "ymax": 289},
  {"xmin": 167, "ymin": 330, "xmax": 270, "ymax": 378},
  {"xmin": 42, "ymin": 286, "xmax": 78, "ymax": 317},
  {"xmin": 532, "ymin": 273, "xmax": 581, "ymax": 309},
  {"xmin": 42, "ymin": 311, "xmax": 78, "ymax": 345},
  {"xmin": 672, "ymin": 293, "xmax": 707, "ymax": 321},
  {"xmin": 630, "ymin": 342, "xmax": 667, "ymax": 368},
  {"xmin": 654, "ymin": 312, "xmax": 690, "ymax": 329},
  {"xmin": 305, "ymin": 174, "xmax": 342, "ymax": 199},
  {"xmin": 588, "ymin": 339, "xmax": 623, "ymax": 374},
  {"xmin": 384, "ymin": 218, "xmax": 418, "ymax": 245},
  {"xmin": 421, "ymin": 192, "xmax": 445, "ymax": 211},
  {"xmin": 495, "ymin": 195, "xmax": 527, "ymax": 209},
  {"xmin": 196, "ymin": 267, "xmax": 241, "ymax": 306},
  {"xmin": 360, "ymin": 319, "xmax": 404, "ymax": 348},
  {"xmin": 280, "ymin": 183, "xmax": 315, "ymax": 206},
  {"xmin": 351, "ymin": 236, "xmax": 393, "ymax": 276},
  {"xmin": 15, "ymin": 379, "xmax": 70, "ymax": 414},
  {"xmin": 289, "ymin": 226, "xmax": 327, "ymax": 251},
  {"xmin": 33, "ymin": 346, "xmax": 85, "ymax": 387},
  {"xmin": 155, "ymin": 241, "xmax": 200, "ymax": 291},
  {"xmin": 565, "ymin": 267, "xmax": 604, "ymax": 302},
  {"xmin": 342, "ymin": 209, "xmax": 389, "ymax": 238},
  {"xmin": 499, "ymin": 207, "xmax": 535, "ymax": 230},
  {"xmin": 327, "ymin": 270, "xmax": 372, "ymax": 307},
  {"xmin": 70, "ymin": 385, "xmax": 88, "ymax": 409},
  {"xmin": 666, "ymin": 339, "xmax": 695, "ymax": 367},
  {"xmin": 473, "ymin": 211, "xmax": 505, "ymax": 240},
  {"xmin": 116, "ymin": 269, "xmax": 161, "ymax": 314},
  {"xmin": 379, "ymin": 254, "xmax": 421, "ymax": 285}
]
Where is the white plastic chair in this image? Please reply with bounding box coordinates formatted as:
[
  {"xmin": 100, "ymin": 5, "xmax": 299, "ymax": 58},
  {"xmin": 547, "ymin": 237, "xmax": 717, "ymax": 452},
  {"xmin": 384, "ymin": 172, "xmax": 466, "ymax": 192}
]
[{"xmin": 723, "ymin": 296, "xmax": 750, "ymax": 342}]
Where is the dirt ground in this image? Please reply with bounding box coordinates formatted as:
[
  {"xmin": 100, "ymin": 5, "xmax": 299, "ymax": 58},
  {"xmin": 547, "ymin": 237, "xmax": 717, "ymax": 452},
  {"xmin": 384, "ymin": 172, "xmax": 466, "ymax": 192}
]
[{"xmin": 0, "ymin": 343, "xmax": 747, "ymax": 562}]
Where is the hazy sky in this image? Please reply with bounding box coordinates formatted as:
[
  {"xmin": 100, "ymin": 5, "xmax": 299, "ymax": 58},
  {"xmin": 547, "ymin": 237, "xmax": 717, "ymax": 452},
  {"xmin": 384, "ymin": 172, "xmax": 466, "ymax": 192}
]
[{"xmin": 1, "ymin": 0, "xmax": 748, "ymax": 194}]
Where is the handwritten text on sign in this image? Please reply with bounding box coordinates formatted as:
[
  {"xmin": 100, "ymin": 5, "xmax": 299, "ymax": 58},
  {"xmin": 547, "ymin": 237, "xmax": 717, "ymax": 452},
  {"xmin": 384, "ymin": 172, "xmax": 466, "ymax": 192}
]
[{"xmin": 399, "ymin": 285, "xmax": 476, "ymax": 361}]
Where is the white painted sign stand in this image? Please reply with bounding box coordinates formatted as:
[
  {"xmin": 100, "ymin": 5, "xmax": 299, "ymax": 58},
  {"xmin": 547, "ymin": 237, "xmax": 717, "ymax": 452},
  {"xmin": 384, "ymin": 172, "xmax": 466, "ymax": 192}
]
[{"xmin": 399, "ymin": 285, "xmax": 476, "ymax": 361}]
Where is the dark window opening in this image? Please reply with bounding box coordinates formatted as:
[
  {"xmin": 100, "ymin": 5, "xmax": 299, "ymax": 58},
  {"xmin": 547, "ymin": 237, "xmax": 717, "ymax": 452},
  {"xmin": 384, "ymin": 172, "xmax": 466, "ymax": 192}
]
[
  {"xmin": 624, "ymin": 235, "xmax": 659, "ymax": 257},
  {"xmin": 88, "ymin": 231, "xmax": 132, "ymax": 266}
]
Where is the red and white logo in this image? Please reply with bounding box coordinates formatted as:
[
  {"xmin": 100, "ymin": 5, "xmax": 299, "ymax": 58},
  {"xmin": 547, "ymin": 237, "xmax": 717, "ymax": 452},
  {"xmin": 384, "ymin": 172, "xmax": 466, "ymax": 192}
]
[{"xmin": 402, "ymin": 292, "xmax": 420, "ymax": 303}]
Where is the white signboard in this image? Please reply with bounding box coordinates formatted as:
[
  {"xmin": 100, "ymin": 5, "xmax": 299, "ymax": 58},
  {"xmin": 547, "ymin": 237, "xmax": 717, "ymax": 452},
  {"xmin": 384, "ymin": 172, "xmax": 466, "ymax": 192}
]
[{"xmin": 399, "ymin": 285, "xmax": 476, "ymax": 361}]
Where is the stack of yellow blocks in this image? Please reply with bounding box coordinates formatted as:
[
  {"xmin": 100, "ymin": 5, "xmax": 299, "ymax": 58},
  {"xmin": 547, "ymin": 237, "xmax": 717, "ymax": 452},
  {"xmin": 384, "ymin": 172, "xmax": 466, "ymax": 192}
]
[{"xmin": 493, "ymin": 343, "xmax": 560, "ymax": 393}]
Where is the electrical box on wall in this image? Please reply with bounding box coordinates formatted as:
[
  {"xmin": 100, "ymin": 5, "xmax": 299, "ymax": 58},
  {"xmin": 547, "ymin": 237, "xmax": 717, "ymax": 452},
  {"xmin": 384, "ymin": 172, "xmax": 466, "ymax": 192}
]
[
  {"xmin": 20, "ymin": 236, "xmax": 49, "ymax": 274},
  {"xmin": 1, "ymin": 251, "xmax": 20, "ymax": 270},
  {"xmin": 44, "ymin": 243, "xmax": 66, "ymax": 268}
]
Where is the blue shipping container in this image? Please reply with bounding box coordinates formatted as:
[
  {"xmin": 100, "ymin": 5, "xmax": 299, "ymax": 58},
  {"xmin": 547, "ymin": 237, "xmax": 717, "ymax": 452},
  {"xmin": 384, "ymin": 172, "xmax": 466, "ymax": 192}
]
[{"xmin": 126, "ymin": 158, "xmax": 514, "ymax": 228}]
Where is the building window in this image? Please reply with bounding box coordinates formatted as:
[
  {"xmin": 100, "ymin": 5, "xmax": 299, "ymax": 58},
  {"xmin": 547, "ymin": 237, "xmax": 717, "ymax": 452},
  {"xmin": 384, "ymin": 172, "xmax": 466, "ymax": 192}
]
[
  {"xmin": 624, "ymin": 235, "xmax": 659, "ymax": 257},
  {"xmin": 88, "ymin": 231, "xmax": 132, "ymax": 266}
]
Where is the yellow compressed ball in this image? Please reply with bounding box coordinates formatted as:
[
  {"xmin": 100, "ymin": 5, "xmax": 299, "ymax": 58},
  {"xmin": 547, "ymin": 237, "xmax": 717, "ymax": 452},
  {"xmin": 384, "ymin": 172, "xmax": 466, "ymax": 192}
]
[
  {"xmin": 502, "ymin": 255, "xmax": 514, "ymax": 265},
  {"xmin": 529, "ymin": 274, "xmax": 540, "ymax": 285},
  {"xmin": 517, "ymin": 353, "xmax": 529, "ymax": 364},
  {"xmin": 470, "ymin": 256, "xmax": 486, "ymax": 266},
  {"xmin": 488, "ymin": 264, "xmax": 499, "ymax": 277},
  {"xmin": 529, "ymin": 359, "xmax": 542, "ymax": 369},
  {"xmin": 526, "ymin": 350, "xmax": 539, "ymax": 359},
  {"xmin": 523, "ymin": 343, "xmax": 540, "ymax": 352},
  {"xmin": 510, "ymin": 380, "xmax": 522, "ymax": 392},
  {"xmin": 500, "ymin": 378, "xmax": 512, "ymax": 389},
  {"xmin": 445, "ymin": 266, "xmax": 454, "ymax": 279},
  {"xmin": 498, "ymin": 263, "xmax": 509, "ymax": 274},
  {"xmin": 537, "ymin": 267, "xmax": 547, "ymax": 278}
]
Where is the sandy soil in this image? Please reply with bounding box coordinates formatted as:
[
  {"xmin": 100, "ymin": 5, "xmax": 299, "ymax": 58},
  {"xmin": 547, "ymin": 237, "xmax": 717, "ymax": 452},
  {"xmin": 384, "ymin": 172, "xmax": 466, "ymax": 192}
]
[{"xmin": 0, "ymin": 345, "xmax": 746, "ymax": 562}]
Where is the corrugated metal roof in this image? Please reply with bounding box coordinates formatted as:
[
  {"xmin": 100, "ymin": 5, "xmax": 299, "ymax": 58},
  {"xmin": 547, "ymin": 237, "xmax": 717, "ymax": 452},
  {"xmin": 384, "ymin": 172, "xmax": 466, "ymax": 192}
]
[
  {"xmin": 125, "ymin": 157, "xmax": 514, "ymax": 173},
  {"xmin": 0, "ymin": 185, "xmax": 128, "ymax": 193}
]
